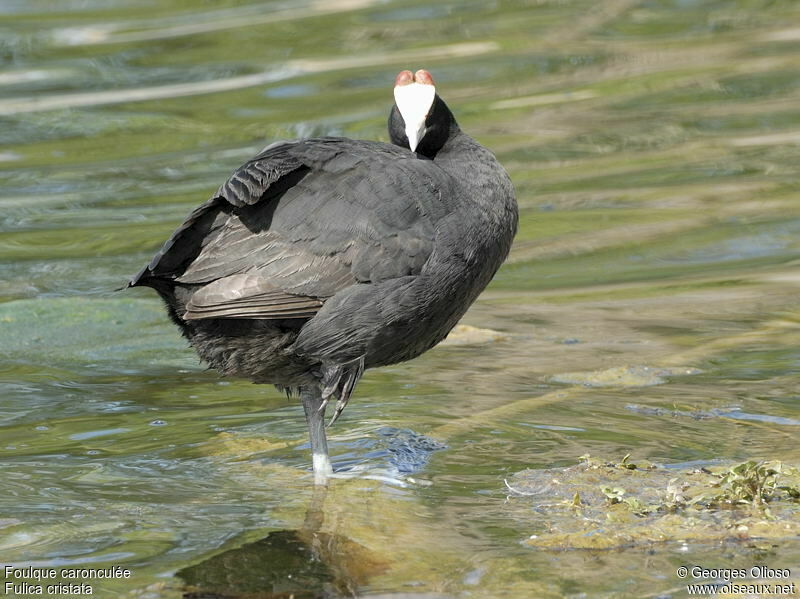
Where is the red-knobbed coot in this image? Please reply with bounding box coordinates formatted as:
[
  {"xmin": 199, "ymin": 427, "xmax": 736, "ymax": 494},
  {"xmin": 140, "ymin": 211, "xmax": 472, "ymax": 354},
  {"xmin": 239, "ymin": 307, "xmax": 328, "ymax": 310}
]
[{"xmin": 129, "ymin": 70, "xmax": 518, "ymax": 483}]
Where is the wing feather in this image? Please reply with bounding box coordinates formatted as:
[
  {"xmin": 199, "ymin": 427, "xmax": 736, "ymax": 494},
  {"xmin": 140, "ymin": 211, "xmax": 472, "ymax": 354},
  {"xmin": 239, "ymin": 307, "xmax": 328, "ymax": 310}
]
[{"xmin": 132, "ymin": 137, "xmax": 454, "ymax": 322}]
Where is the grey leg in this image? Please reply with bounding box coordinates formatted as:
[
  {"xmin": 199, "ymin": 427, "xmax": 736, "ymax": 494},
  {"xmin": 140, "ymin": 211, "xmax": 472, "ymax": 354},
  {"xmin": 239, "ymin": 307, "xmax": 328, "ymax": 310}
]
[{"xmin": 300, "ymin": 386, "xmax": 333, "ymax": 484}]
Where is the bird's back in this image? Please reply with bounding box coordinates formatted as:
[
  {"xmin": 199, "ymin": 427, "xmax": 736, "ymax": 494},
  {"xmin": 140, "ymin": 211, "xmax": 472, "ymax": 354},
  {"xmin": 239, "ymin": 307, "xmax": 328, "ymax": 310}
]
[{"xmin": 131, "ymin": 130, "xmax": 516, "ymax": 405}]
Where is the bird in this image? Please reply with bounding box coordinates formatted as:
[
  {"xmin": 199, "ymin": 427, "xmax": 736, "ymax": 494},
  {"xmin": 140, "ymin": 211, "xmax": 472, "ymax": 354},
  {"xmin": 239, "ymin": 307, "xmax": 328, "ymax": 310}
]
[{"xmin": 128, "ymin": 69, "xmax": 518, "ymax": 483}]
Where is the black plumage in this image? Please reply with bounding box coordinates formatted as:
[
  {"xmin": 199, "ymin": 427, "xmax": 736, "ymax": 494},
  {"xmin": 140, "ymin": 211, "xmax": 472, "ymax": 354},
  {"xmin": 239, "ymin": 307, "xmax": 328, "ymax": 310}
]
[{"xmin": 129, "ymin": 70, "xmax": 517, "ymax": 481}]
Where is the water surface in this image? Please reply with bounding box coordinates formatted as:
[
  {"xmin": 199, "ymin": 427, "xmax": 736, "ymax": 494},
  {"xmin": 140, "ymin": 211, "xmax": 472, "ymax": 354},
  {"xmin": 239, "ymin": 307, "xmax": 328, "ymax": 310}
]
[{"xmin": 1, "ymin": 0, "xmax": 800, "ymax": 597}]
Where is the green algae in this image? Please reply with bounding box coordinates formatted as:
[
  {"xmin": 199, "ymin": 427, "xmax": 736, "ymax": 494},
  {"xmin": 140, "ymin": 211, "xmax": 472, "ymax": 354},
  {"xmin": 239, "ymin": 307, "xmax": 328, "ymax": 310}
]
[{"xmin": 0, "ymin": 296, "xmax": 193, "ymax": 372}]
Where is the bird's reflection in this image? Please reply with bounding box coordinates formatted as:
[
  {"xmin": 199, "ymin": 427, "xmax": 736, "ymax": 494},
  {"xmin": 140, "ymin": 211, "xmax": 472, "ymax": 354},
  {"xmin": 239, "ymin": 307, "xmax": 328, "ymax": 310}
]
[{"xmin": 178, "ymin": 486, "xmax": 388, "ymax": 598}]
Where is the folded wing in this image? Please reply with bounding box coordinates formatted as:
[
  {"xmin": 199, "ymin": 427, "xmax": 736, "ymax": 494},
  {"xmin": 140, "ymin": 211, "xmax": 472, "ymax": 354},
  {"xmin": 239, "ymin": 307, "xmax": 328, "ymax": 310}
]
[{"xmin": 131, "ymin": 137, "xmax": 453, "ymax": 321}]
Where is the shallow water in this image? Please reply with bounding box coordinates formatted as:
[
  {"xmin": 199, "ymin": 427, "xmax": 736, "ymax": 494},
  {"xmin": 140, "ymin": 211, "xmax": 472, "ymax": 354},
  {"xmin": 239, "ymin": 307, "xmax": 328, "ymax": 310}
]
[{"xmin": 1, "ymin": 0, "xmax": 800, "ymax": 597}]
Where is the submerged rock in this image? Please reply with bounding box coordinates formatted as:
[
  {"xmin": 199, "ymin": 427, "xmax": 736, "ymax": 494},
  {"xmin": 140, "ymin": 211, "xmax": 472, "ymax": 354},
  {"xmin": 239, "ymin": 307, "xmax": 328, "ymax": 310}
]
[
  {"xmin": 549, "ymin": 364, "xmax": 701, "ymax": 387},
  {"xmin": 441, "ymin": 324, "xmax": 508, "ymax": 346}
]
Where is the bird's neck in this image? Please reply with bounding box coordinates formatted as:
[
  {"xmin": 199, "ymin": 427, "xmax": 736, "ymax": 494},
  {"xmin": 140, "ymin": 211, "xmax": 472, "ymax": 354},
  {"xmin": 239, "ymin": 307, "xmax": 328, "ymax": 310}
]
[
  {"xmin": 438, "ymin": 130, "xmax": 511, "ymax": 188},
  {"xmin": 434, "ymin": 129, "xmax": 490, "ymax": 166}
]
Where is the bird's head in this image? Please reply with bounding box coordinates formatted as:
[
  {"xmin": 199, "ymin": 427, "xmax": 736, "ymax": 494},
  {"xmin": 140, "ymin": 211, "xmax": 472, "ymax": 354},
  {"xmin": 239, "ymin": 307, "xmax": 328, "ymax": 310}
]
[{"xmin": 389, "ymin": 69, "xmax": 457, "ymax": 158}]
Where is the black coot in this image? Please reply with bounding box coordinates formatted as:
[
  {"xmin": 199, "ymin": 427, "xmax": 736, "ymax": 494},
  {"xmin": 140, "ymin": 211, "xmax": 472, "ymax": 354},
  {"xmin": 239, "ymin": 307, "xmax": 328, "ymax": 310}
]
[{"xmin": 129, "ymin": 70, "xmax": 518, "ymax": 482}]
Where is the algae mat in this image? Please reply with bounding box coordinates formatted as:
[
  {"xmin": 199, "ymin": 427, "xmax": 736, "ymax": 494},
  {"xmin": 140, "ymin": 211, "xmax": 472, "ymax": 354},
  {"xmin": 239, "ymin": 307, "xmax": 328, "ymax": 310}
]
[
  {"xmin": 506, "ymin": 457, "xmax": 800, "ymax": 551},
  {"xmin": 0, "ymin": 297, "xmax": 194, "ymax": 372}
]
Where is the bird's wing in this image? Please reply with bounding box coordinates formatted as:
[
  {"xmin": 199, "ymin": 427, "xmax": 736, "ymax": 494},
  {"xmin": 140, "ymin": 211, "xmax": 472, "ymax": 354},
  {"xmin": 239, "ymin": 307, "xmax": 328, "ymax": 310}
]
[
  {"xmin": 181, "ymin": 273, "xmax": 324, "ymax": 319},
  {"xmin": 129, "ymin": 141, "xmax": 304, "ymax": 288},
  {"xmin": 134, "ymin": 137, "xmax": 454, "ymax": 321}
]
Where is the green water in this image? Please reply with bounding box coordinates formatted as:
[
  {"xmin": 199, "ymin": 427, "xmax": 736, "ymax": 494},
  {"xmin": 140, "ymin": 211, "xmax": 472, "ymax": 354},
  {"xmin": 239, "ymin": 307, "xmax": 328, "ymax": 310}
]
[{"xmin": 2, "ymin": 1, "xmax": 800, "ymax": 597}]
